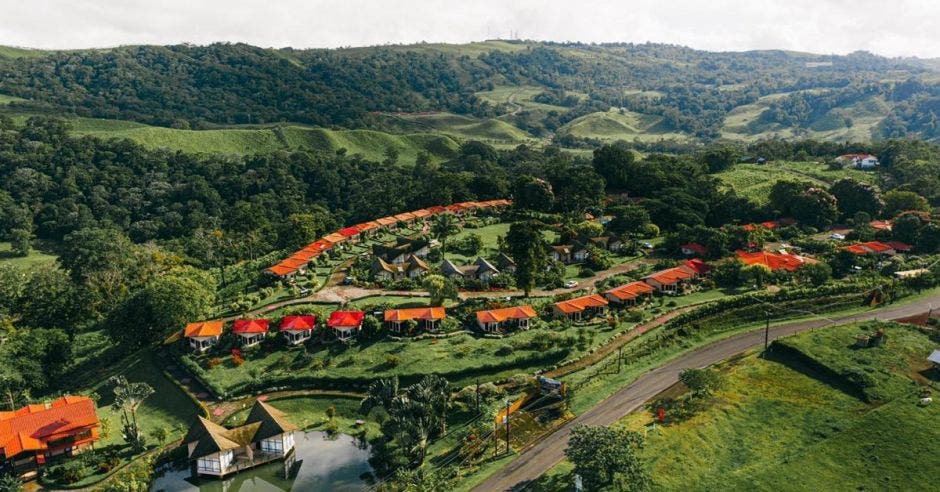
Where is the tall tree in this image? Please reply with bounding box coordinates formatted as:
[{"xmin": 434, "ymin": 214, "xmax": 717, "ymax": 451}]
[
  {"xmin": 512, "ymin": 176, "xmax": 554, "ymax": 213},
  {"xmin": 506, "ymin": 221, "xmax": 547, "ymax": 297},
  {"xmin": 829, "ymin": 178, "xmax": 883, "ymax": 219},
  {"xmin": 592, "ymin": 143, "xmax": 636, "ymax": 190},
  {"xmin": 565, "ymin": 424, "xmax": 649, "ymax": 491},
  {"xmin": 431, "ymin": 214, "xmax": 460, "ymax": 259},
  {"xmin": 109, "ymin": 375, "xmax": 154, "ymax": 452}
]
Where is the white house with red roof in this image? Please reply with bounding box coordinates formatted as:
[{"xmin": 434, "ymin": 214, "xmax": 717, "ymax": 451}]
[
  {"xmin": 327, "ymin": 311, "xmax": 365, "ymax": 341},
  {"xmin": 184, "ymin": 321, "xmax": 225, "ymax": 352},
  {"xmin": 233, "ymin": 319, "xmax": 269, "ymax": 347},
  {"xmin": 279, "ymin": 315, "xmax": 316, "ymax": 345},
  {"xmin": 838, "ymin": 154, "xmax": 879, "ymax": 169}
]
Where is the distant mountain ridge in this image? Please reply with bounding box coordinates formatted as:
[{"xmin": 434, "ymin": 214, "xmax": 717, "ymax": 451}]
[{"xmin": 2, "ymin": 40, "xmax": 940, "ymax": 144}]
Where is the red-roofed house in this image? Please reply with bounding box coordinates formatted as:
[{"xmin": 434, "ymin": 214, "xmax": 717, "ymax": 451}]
[
  {"xmin": 184, "ymin": 321, "xmax": 224, "ymax": 352},
  {"xmin": 643, "ymin": 267, "xmax": 695, "ymax": 295},
  {"xmin": 355, "ymin": 221, "xmax": 381, "ymax": 239},
  {"xmin": 384, "ymin": 307, "xmax": 446, "ymax": 333},
  {"xmin": 680, "ymin": 243, "xmax": 707, "ymax": 256},
  {"xmin": 323, "ymin": 232, "xmax": 347, "ymax": 245},
  {"xmin": 393, "ymin": 212, "xmax": 417, "ymax": 226},
  {"xmin": 681, "ymin": 259, "xmax": 712, "ymax": 278},
  {"xmin": 265, "ymin": 263, "xmax": 299, "ymax": 279},
  {"xmin": 279, "ymin": 315, "xmax": 316, "ymax": 345},
  {"xmin": 838, "ymin": 154, "xmax": 879, "ymax": 169},
  {"xmin": 886, "ymin": 241, "xmax": 912, "ymax": 253},
  {"xmin": 736, "ymin": 250, "xmax": 816, "ymax": 272},
  {"xmin": 869, "ymin": 220, "xmax": 892, "ymax": 231},
  {"xmin": 552, "ymin": 294, "xmax": 609, "ymax": 321},
  {"xmin": 475, "ymin": 306, "xmax": 537, "ymax": 332},
  {"xmin": 233, "ymin": 319, "xmax": 269, "ymax": 347},
  {"xmin": 604, "ymin": 281, "xmax": 655, "ymax": 306},
  {"xmin": 1, "ymin": 396, "xmax": 100, "ymax": 479},
  {"xmin": 376, "ymin": 216, "xmax": 399, "ymax": 231},
  {"xmin": 327, "ymin": 311, "xmax": 365, "ymax": 340},
  {"xmin": 426, "ymin": 205, "xmax": 449, "ymax": 215},
  {"xmin": 339, "ymin": 226, "xmax": 361, "ymax": 244},
  {"xmin": 843, "ymin": 241, "xmax": 896, "ymax": 256}
]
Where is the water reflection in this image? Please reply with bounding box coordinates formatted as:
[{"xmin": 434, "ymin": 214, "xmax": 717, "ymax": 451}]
[{"xmin": 150, "ymin": 431, "xmax": 372, "ymax": 492}]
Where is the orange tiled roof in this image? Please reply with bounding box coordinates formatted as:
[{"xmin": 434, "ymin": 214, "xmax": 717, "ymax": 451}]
[
  {"xmin": 384, "ymin": 307, "xmax": 447, "ymax": 322},
  {"xmin": 870, "ymin": 220, "xmax": 892, "ymax": 230},
  {"xmin": 376, "ymin": 216, "xmax": 398, "ymax": 226},
  {"xmin": 553, "ymin": 294, "xmax": 609, "ymax": 314},
  {"xmin": 645, "ymin": 267, "xmax": 694, "ymax": 285},
  {"xmin": 339, "ymin": 226, "xmax": 360, "ymax": 237},
  {"xmin": 736, "ymin": 250, "xmax": 815, "ymax": 272},
  {"xmin": 476, "ymin": 305, "xmax": 537, "ymax": 324},
  {"xmin": 323, "ymin": 232, "xmax": 346, "ymax": 243},
  {"xmin": 355, "ymin": 221, "xmax": 381, "ymax": 232},
  {"xmin": 280, "ymin": 315, "xmax": 316, "ymax": 331},
  {"xmin": 184, "ymin": 320, "xmax": 224, "ymax": 338},
  {"xmin": 412, "ymin": 209, "xmax": 431, "ymax": 218},
  {"xmin": 426, "ymin": 206, "xmax": 449, "ymax": 214},
  {"xmin": 267, "ymin": 264, "xmax": 297, "ymax": 277},
  {"xmin": 393, "ymin": 212, "xmax": 417, "ymax": 221},
  {"xmin": 233, "ymin": 319, "xmax": 269, "ymax": 334},
  {"xmin": 0, "ymin": 396, "xmax": 99, "ymax": 459},
  {"xmin": 605, "ymin": 281, "xmax": 655, "ymax": 301}
]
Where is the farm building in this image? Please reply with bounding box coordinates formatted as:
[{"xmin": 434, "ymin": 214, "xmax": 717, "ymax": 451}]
[
  {"xmin": 0, "ymin": 396, "xmax": 101, "ymax": 480},
  {"xmin": 184, "ymin": 400, "xmax": 297, "ymax": 478},
  {"xmin": 184, "ymin": 320, "xmax": 225, "ymax": 352},
  {"xmin": 475, "ymin": 305, "xmax": 537, "ymax": 332}
]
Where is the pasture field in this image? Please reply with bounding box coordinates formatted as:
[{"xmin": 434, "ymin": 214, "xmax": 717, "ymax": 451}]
[
  {"xmin": 556, "ymin": 109, "xmax": 688, "ymax": 142},
  {"xmin": 531, "ymin": 321, "xmax": 940, "ymax": 491},
  {"xmin": 716, "ymin": 161, "xmax": 876, "ymax": 204}
]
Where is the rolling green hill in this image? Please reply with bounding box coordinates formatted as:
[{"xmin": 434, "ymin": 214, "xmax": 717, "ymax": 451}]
[
  {"xmin": 716, "ymin": 161, "xmax": 876, "ymax": 204},
  {"xmin": 557, "ymin": 109, "xmax": 689, "ymax": 142}
]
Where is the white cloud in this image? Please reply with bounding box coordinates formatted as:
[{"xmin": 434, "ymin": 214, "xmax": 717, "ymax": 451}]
[{"xmin": 0, "ymin": 0, "xmax": 937, "ymax": 57}]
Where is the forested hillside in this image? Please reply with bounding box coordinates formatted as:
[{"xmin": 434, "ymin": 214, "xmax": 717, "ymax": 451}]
[{"xmin": 3, "ymin": 41, "xmax": 940, "ymax": 143}]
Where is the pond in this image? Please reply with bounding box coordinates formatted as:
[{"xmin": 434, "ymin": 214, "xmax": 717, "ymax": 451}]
[{"xmin": 150, "ymin": 431, "xmax": 373, "ymax": 492}]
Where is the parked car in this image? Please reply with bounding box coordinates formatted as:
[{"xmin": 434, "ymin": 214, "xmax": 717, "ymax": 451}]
[
  {"xmin": 829, "ymin": 233, "xmax": 846, "ymax": 240},
  {"xmin": 641, "ymin": 242, "xmax": 655, "ymax": 249},
  {"xmin": 564, "ymin": 280, "xmax": 579, "ymax": 288},
  {"xmin": 299, "ymin": 288, "xmax": 311, "ymax": 296}
]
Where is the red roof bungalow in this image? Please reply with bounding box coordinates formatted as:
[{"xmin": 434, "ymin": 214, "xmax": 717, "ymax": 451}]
[
  {"xmin": 184, "ymin": 320, "xmax": 224, "ymax": 352},
  {"xmin": 869, "ymin": 220, "xmax": 892, "ymax": 231},
  {"xmin": 475, "ymin": 305, "xmax": 537, "ymax": 332},
  {"xmin": 327, "ymin": 311, "xmax": 365, "ymax": 341},
  {"xmin": 643, "ymin": 267, "xmax": 695, "ymax": 295},
  {"xmin": 323, "ymin": 232, "xmax": 346, "ymax": 244},
  {"xmin": 339, "ymin": 226, "xmax": 361, "ymax": 243},
  {"xmin": 233, "ymin": 319, "xmax": 269, "ymax": 347},
  {"xmin": 0, "ymin": 396, "xmax": 100, "ymax": 478},
  {"xmin": 355, "ymin": 221, "xmax": 382, "ymax": 238},
  {"xmin": 552, "ymin": 294, "xmax": 609, "ymax": 321},
  {"xmin": 280, "ymin": 315, "xmax": 316, "ymax": 345},
  {"xmin": 736, "ymin": 250, "xmax": 815, "ymax": 272},
  {"xmin": 411, "ymin": 209, "xmax": 431, "ymax": 221},
  {"xmin": 308, "ymin": 239, "xmax": 333, "ymax": 253},
  {"xmin": 426, "ymin": 205, "xmax": 449, "ymax": 215},
  {"xmin": 385, "ymin": 307, "xmax": 446, "ymax": 333},
  {"xmin": 393, "ymin": 212, "xmax": 417, "ymax": 226},
  {"xmin": 604, "ymin": 281, "xmax": 655, "ymax": 306},
  {"xmin": 844, "ymin": 241, "xmax": 896, "ymax": 256},
  {"xmin": 265, "ymin": 263, "xmax": 298, "ymax": 278},
  {"xmin": 886, "ymin": 241, "xmax": 912, "ymax": 253},
  {"xmin": 376, "ymin": 216, "xmax": 399, "ymax": 230},
  {"xmin": 681, "ymin": 258, "xmax": 712, "ymax": 278},
  {"xmin": 679, "ymin": 243, "xmax": 707, "ymax": 256}
]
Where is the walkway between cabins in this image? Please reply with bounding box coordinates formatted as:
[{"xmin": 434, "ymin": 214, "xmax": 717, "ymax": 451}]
[{"xmin": 246, "ymin": 257, "xmax": 652, "ymax": 316}]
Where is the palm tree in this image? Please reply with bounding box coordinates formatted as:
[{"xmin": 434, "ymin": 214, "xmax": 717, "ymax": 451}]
[
  {"xmin": 360, "ymin": 376, "xmax": 400, "ymax": 414},
  {"xmin": 431, "ymin": 214, "xmax": 459, "ymax": 259},
  {"xmin": 110, "ymin": 375, "xmax": 154, "ymax": 449}
]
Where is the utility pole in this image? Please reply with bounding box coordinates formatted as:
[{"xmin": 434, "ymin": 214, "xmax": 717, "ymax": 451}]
[
  {"xmin": 493, "ymin": 419, "xmax": 498, "ymax": 457},
  {"xmin": 618, "ymin": 346, "xmax": 623, "ymax": 373},
  {"xmin": 764, "ymin": 310, "xmax": 771, "ymax": 351},
  {"xmin": 504, "ymin": 399, "xmax": 511, "ymax": 455}
]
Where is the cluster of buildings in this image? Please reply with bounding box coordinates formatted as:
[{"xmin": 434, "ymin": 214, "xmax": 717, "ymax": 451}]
[
  {"xmin": 837, "ymin": 153, "xmax": 880, "ymax": 170},
  {"xmin": 265, "ymin": 200, "xmax": 511, "ymax": 279},
  {"xmin": 843, "ymin": 240, "xmax": 912, "ymax": 256},
  {"xmin": 551, "ymin": 258, "xmax": 712, "ymax": 321},
  {"xmin": 549, "ymin": 236, "xmax": 624, "ymax": 264},
  {"xmin": 0, "ymin": 396, "xmax": 101, "ymax": 480}
]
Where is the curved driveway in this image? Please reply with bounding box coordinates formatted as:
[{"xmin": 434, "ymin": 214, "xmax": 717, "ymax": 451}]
[{"xmin": 472, "ymin": 291, "xmax": 940, "ymax": 491}]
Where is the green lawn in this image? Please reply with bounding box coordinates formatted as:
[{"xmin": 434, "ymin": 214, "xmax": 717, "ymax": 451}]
[
  {"xmin": 191, "ymin": 317, "xmax": 628, "ymax": 394},
  {"xmin": 223, "ymin": 394, "xmax": 380, "ymax": 440},
  {"xmin": 556, "ymin": 109, "xmax": 689, "ymax": 143},
  {"xmin": 530, "ymin": 321, "xmax": 940, "ymax": 491},
  {"xmin": 716, "ymin": 161, "xmax": 875, "ymax": 204},
  {"xmin": 0, "ymin": 241, "xmax": 57, "ymax": 268},
  {"xmin": 90, "ymin": 353, "xmax": 201, "ymax": 448}
]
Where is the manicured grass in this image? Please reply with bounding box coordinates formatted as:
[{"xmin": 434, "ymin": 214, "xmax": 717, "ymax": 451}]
[
  {"xmin": 0, "ymin": 241, "xmax": 57, "ymax": 267},
  {"xmin": 90, "ymin": 353, "xmax": 201, "ymax": 448},
  {"xmin": 223, "ymin": 394, "xmax": 380, "ymax": 440},
  {"xmin": 193, "ymin": 317, "xmax": 626, "ymax": 394}
]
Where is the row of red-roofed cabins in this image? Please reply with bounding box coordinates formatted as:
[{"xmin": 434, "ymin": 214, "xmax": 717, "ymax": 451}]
[
  {"xmin": 265, "ymin": 200, "xmax": 512, "ymax": 278},
  {"xmin": 183, "ymin": 312, "xmax": 367, "ymax": 351},
  {"xmin": 843, "ymin": 240, "xmax": 911, "ymax": 256}
]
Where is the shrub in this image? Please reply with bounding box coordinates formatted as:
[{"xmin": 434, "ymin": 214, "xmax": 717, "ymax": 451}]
[
  {"xmin": 384, "ymin": 355, "xmax": 401, "ymax": 368},
  {"xmin": 206, "ymin": 357, "xmax": 222, "ymax": 370}
]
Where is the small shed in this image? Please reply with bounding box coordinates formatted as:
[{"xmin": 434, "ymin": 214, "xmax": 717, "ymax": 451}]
[{"xmin": 928, "ymin": 349, "xmax": 940, "ymax": 367}]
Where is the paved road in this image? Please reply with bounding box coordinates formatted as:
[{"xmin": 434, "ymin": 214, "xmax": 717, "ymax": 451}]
[{"xmin": 472, "ymin": 291, "xmax": 940, "ymax": 492}]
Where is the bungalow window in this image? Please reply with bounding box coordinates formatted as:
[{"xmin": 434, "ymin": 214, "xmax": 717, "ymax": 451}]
[
  {"xmin": 260, "ymin": 437, "xmax": 284, "ymax": 453},
  {"xmin": 197, "ymin": 457, "xmax": 221, "ymax": 473}
]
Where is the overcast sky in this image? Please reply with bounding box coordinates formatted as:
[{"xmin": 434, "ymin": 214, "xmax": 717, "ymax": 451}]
[{"xmin": 3, "ymin": 0, "xmax": 939, "ymax": 58}]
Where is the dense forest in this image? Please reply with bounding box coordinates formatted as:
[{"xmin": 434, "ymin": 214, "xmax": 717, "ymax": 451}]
[{"xmin": 4, "ymin": 42, "xmax": 940, "ymax": 140}]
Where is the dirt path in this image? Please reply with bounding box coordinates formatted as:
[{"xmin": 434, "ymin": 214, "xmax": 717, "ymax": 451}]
[{"xmin": 472, "ymin": 292, "xmax": 940, "ymax": 491}]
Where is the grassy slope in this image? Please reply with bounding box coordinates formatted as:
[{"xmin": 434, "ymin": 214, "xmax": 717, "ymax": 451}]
[
  {"xmin": 223, "ymin": 394, "xmax": 381, "ymax": 439},
  {"xmin": 556, "ymin": 109, "xmax": 688, "ymax": 142},
  {"xmin": 535, "ymin": 321, "xmax": 939, "ymax": 491},
  {"xmin": 716, "ymin": 161, "xmax": 876, "ymax": 204}
]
